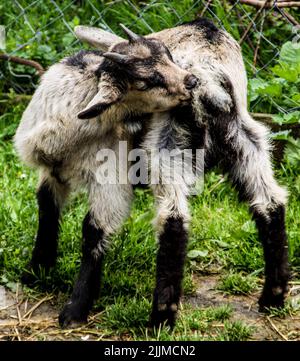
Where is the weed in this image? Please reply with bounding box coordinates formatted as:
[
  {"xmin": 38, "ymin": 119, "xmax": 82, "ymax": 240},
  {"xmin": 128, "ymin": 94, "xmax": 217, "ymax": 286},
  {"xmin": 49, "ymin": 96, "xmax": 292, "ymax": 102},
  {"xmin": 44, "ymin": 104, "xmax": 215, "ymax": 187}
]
[
  {"xmin": 218, "ymin": 272, "xmax": 258, "ymax": 295},
  {"xmin": 216, "ymin": 321, "xmax": 254, "ymax": 341}
]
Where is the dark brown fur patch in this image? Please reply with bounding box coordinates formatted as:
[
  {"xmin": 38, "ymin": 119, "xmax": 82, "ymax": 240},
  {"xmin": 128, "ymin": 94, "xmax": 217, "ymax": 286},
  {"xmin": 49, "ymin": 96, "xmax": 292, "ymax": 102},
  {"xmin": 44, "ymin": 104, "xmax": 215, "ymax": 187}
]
[{"xmin": 181, "ymin": 17, "xmax": 221, "ymax": 44}]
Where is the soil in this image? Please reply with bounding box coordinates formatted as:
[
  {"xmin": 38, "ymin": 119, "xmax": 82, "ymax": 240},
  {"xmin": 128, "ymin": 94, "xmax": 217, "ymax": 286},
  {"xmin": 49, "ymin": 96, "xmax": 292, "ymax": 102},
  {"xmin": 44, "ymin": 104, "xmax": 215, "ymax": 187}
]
[
  {"xmin": 1, "ymin": 275, "xmax": 300, "ymax": 341},
  {"xmin": 185, "ymin": 275, "xmax": 300, "ymax": 341}
]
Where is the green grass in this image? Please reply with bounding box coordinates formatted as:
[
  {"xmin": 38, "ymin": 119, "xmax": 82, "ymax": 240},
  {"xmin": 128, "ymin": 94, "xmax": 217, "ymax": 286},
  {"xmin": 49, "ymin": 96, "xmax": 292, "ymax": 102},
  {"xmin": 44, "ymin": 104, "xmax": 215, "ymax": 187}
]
[
  {"xmin": 266, "ymin": 301, "xmax": 300, "ymax": 319},
  {"xmin": 215, "ymin": 321, "xmax": 254, "ymax": 341},
  {"xmin": 218, "ymin": 272, "xmax": 258, "ymax": 295}
]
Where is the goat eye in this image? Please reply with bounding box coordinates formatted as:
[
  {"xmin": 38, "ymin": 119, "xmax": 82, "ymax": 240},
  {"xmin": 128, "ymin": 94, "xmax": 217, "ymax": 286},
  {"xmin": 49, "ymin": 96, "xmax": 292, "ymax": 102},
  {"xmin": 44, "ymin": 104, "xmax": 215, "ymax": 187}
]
[{"xmin": 134, "ymin": 81, "xmax": 148, "ymax": 91}]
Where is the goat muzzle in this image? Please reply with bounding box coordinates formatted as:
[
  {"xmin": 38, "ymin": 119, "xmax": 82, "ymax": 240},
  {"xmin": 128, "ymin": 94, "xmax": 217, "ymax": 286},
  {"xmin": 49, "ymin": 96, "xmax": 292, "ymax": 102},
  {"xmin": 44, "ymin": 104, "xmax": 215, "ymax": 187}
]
[{"xmin": 184, "ymin": 74, "xmax": 198, "ymax": 90}]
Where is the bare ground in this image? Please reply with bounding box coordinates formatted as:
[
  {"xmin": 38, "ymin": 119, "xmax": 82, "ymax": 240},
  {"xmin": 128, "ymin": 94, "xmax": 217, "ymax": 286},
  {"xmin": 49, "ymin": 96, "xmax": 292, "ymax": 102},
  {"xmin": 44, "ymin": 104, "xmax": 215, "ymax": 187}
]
[
  {"xmin": 1, "ymin": 275, "xmax": 300, "ymax": 341},
  {"xmin": 185, "ymin": 275, "xmax": 300, "ymax": 341}
]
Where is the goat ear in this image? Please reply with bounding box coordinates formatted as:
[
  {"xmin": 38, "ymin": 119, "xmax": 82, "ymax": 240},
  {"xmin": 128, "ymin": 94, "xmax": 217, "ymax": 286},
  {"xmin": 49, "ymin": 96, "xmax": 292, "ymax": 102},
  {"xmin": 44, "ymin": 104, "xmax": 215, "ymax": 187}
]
[
  {"xmin": 77, "ymin": 100, "xmax": 115, "ymax": 119},
  {"xmin": 74, "ymin": 26, "xmax": 124, "ymax": 51},
  {"xmin": 78, "ymin": 78, "xmax": 122, "ymax": 119}
]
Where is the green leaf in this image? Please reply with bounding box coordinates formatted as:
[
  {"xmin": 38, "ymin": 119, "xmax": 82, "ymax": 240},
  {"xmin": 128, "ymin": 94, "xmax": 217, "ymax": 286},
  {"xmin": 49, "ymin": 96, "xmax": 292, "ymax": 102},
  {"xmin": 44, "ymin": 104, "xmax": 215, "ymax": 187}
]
[
  {"xmin": 292, "ymin": 93, "xmax": 300, "ymax": 102},
  {"xmin": 187, "ymin": 249, "xmax": 208, "ymax": 259},
  {"xmin": 264, "ymin": 81, "xmax": 282, "ymax": 97},
  {"xmin": 241, "ymin": 221, "xmax": 256, "ymax": 233},
  {"xmin": 285, "ymin": 138, "xmax": 300, "ymax": 166},
  {"xmin": 5, "ymin": 281, "xmax": 18, "ymax": 292},
  {"xmin": 272, "ymin": 111, "xmax": 300, "ymax": 125},
  {"xmin": 72, "ymin": 16, "xmax": 80, "ymax": 26},
  {"xmin": 249, "ymin": 78, "xmax": 265, "ymax": 92},
  {"xmin": 271, "ymin": 130, "xmax": 291, "ymax": 140},
  {"xmin": 272, "ymin": 63, "xmax": 299, "ymax": 82},
  {"xmin": 248, "ymin": 78, "xmax": 266, "ymax": 102},
  {"xmin": 10, "ymin": 208, "xmax": 17, "ymax": 222},
  {"xmin": 37, "ymin": 44, "xmax": 52, "ymax": 53},
  {"xmin": 0, "ymin": 274, "xmax": 8, "ymax": 284},
  {"xmin": 272, "ymin": 114, "xmax": 285, "ymax": 125},
  {"xmin": 283, "ymin": 112, "xmax": 300, "ymax": 124},
  {"xmin": 280, "ymin": 41, "xmax": 300, "ymax": 66},
  {"xmin": 249, "ymin": 78, "xmax": 282, "ymax": 99},
  {"xmin": 211, "ymin": 239, "xmax": 231, "ymax": 248},
  {"xmin": 62, "ymin": 33, "xmax": 75, "ymax": 47}
]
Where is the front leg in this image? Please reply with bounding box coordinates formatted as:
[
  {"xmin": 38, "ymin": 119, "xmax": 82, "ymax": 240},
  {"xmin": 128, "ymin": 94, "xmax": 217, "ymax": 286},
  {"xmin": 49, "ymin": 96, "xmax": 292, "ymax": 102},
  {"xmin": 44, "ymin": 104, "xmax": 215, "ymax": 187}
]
[
  {"xmin": 151, "ymin": 216, "xmax": 188, "ymax": 328},
  {"xmin": 59, "ymin": 212, "xmax": 104, "ymax": 327},
  {"xmin": 59, "ymin": 183, "xmax": 133, "ymax": 328},
  {"xmin": 150, "ymin": 184, "xmax": 189, "ymax": 328}
]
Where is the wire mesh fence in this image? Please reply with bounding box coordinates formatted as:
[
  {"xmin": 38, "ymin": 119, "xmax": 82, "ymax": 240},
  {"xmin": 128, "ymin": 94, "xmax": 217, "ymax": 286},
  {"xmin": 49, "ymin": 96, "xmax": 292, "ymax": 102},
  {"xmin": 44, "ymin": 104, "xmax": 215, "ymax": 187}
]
[{"xmin": 0, "ymin": 0, "xmax": 300, "ymax": 116}]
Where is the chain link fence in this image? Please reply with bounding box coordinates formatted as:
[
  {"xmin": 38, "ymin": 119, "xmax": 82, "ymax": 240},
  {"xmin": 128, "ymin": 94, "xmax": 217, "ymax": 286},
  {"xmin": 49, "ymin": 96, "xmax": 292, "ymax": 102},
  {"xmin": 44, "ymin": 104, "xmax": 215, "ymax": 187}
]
[{"xmin": 0, "ymin": 0, "xmax": 300, "ymax": 115}]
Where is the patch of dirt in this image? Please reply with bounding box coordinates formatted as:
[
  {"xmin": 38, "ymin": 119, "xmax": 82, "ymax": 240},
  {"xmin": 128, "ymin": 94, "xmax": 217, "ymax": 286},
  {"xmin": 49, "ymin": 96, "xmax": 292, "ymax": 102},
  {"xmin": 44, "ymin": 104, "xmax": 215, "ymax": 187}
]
[
  {"xmin": 0, "ymin": 285, "xmax": 62, "ymax": 341},
  {"xmin": 0, "ymin": 275, "xmax": 300, "ymax": 341},
  {"xmin": 184, "ymin": 274, "xmax": 300, "ymax": 341}
]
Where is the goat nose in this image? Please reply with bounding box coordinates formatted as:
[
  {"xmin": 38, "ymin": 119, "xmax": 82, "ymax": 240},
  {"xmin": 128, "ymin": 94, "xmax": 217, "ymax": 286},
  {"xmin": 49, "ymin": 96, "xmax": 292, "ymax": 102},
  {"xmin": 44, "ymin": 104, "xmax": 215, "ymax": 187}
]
[{"xmin": 184, "ymin": 74, "xmax": 198, "ymax": 90}]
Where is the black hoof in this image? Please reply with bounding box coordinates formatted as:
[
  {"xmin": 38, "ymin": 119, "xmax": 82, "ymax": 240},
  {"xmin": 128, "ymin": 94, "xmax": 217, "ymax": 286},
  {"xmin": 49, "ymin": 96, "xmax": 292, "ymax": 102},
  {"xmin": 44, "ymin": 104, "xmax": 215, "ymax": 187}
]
[
  {"xmin": 21, "ymin": 265, "xmax": 40, "ymax": 287},
  {"xmin": 20, "ymin": 260, "xmax": 52, "ymax": 287},
  {"xmin": 59, "ymin": 302, "xmax": 88, "ymax": 328},
  {"xmin": 150, "ymin": 303, "xmax": 177, "ymax": 329},
  {"xmin": 258, "ymin": 285, "xmax": 287, "ymax": 312},
  {"xmin": 150, "ymin": 310, "xmax": 176, "ymax": 329},
  {"xmin": 150, "ymin": 284, "xmax": 180, "ymax": 329}
]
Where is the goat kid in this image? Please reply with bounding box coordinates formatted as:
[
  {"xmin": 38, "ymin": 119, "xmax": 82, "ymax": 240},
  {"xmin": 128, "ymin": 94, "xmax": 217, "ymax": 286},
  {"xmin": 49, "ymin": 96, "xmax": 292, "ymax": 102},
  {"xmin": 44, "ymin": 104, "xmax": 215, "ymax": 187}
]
[{"xmin": 76, "ymin": 18, "xmax": 289, "ymax": 328}]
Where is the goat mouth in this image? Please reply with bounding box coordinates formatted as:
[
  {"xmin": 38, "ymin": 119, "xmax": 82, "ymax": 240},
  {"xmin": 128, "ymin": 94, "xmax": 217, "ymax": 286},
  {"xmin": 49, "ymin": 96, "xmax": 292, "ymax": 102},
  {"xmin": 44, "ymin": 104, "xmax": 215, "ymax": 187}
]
[
  {"xmin": 179, "ymin": 99, "xmax": 190, "ymax": 106},
  {"xmin": 179, "ymin": 94, "xmax": 191, "ymax": 102}
]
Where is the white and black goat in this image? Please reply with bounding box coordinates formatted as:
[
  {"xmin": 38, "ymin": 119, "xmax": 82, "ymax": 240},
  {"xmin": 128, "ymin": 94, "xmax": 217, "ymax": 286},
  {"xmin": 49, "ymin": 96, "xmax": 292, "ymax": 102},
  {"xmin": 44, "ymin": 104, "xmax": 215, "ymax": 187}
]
[
  {"xmin": 15, "ymin": 19, "xmax": 289, "ymax": 329},
  {"xmin": 14, "ymin": 24, "xmax": 198, "ymax": 327}
]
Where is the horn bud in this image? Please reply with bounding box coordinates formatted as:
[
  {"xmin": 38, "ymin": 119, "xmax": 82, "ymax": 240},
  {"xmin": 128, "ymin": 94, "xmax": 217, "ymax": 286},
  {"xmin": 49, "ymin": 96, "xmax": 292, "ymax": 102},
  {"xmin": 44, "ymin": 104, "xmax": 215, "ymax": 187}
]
[{"xmin": 119, "ymin": 23, "xmax": 141, "ymax": 42}]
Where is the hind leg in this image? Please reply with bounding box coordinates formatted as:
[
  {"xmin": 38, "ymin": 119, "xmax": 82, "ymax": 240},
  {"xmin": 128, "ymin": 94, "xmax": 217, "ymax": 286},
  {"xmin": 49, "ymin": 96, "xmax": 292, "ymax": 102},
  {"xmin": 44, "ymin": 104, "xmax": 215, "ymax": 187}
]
[
  {"xmin": 59, "ymin": 183, "xmax": 133, "ymax": 328},
  {"xmin": 221, "ymin": 112, "xmax": 289, "ymax": 310},
  {"xmin": 22, "ymin": 170, "xmax": 70, "ymax": 285},
  {"xmin": 253, "ymin": 205, "xmax": 289, "ymax": 310}
]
